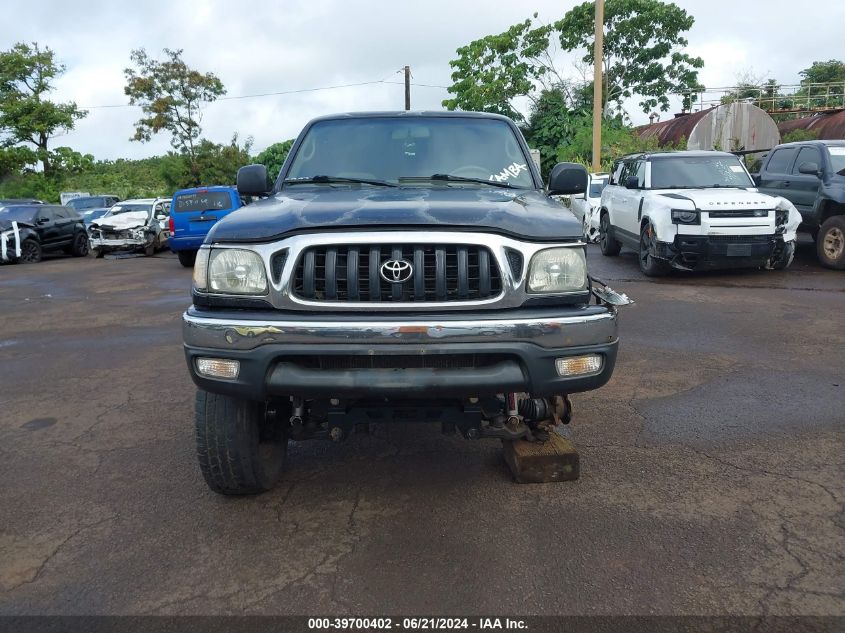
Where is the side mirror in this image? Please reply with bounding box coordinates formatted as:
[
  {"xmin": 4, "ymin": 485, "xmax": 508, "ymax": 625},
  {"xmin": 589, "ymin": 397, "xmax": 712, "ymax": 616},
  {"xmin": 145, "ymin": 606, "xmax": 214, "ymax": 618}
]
[
  {"xmin": 237, "ymin": 164, "xmax": 271, "ymax": 196},
  {"xmin": 798, "ymin": 161, "xmax": 820, "ymax": 176},
  {"xmin": 624, "ymin": 176, "xmax": 640, "ymax": 189},
  {"xmin": 548, "ymin": 162, "xmax": 588, "ymax": 196}
]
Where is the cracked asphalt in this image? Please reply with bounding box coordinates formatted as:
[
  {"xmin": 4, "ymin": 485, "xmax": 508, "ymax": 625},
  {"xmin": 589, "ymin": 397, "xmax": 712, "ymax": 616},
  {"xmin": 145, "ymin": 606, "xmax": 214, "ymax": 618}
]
[{"xmin": 0, "ymin": 240, "xmax": 843, "ymax": 616}]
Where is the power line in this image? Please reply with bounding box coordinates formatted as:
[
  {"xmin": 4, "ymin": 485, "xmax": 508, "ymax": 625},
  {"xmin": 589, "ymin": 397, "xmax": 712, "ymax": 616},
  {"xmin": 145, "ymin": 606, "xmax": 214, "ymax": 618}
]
[{"xmin": 79, "ymin": 78, "xmax": 449, "ymax": 110}]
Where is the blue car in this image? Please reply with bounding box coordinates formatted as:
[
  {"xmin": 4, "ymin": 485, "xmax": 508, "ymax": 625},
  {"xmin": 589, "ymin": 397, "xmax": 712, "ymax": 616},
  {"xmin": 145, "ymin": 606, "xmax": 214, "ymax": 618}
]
[{"xmin": 168, "ymin": 186, "xmax": 245, "ymax": 267}]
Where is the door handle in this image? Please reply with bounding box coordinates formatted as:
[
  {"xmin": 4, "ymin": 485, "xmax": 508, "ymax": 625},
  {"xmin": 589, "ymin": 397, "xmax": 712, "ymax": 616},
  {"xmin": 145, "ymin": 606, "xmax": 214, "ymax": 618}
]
[{"xmin": 783, "ymin": 181, "xmax": 790, "ymax": 187}]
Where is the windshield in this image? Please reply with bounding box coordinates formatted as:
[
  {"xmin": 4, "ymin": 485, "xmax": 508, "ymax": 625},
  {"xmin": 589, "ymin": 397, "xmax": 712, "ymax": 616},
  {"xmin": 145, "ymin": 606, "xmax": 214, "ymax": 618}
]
[
  {"xmin": 110, "ymin": 203, "xmax": 151, "ymax": 216},
  {"xmin": 174, "ymin": 191, "xmax": 232, "ymax": 212},
  {"xmin": 67, "ymin": 197, "xmax": 104, "ymax": 210},
  {"xmin": 0, "ymin": 206, "xmax": 38, "ymax": 224},
  {"xmin": 828, "ymin": 147, "xmax": 845, "ymax": 175},
  {"xmin": 285, "ymin": 117, "xmax": 534, "ymax": 188},
  {"xmin": 589, "ymin": 179, "xmax": 608, "ymax": 198},
  {"xmin": 82, "ymin": 208, "xmax": 109, "ymax": 220},
  {"xmin": 650, "ymin": 155, "xmax": 755, "ymax": 189}
]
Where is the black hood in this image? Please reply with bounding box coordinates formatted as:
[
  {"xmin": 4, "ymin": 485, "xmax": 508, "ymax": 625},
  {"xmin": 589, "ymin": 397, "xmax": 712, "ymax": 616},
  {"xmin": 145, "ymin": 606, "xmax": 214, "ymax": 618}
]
[
  {"xmin": 0, "ymin": 218, "xmax": 33, "ymax": 232},
  {"xmin": 207, "ymin": 186, "xmax": 581, "ymax": 243}
]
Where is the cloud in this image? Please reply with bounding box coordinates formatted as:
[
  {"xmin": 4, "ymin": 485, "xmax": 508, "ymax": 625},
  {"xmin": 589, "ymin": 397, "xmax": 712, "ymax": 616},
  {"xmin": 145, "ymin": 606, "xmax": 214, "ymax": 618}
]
[{"xmin": 1, "ymin": 0, "xmax": 843, "ymax": 160}]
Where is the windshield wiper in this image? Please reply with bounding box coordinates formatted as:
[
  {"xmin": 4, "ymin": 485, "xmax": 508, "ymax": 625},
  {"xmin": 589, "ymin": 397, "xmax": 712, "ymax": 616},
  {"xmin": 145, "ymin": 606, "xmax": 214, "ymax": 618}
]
[
  {"xmin": 284, "ymin": 175, "xmax": 396, "ymax": 187},
  {"xmin": 399, "ymin": 174, "xmax": 520, "ymax": 189}
]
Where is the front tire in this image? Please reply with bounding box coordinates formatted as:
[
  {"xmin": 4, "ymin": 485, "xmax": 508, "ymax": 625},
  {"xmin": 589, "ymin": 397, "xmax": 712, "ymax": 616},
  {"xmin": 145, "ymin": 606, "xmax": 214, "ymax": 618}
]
[
  {"xmin": 20, "ymin": 238, "xmax": 42, "ymax": 263},
  {"xmin": 195, "ymin": 390, "xmax": 288, "ymax": 495},
  {"xmin": 599, "ymin": 213, "xmax": 622, "ymax": 256},
  {"xmin": 817, "ymin": 216, "xmax": 845, "ymax": 269},
  {"xmin": 639, "ymin": 223, "xmax": 671, "ymax": 277},
  {"xmin": 178, "ymin": 250, "xmax": 197, "ymax": 268},
  {"xmin": 71, "ymin": 232, "xmax": 90, "ymax": 257}
]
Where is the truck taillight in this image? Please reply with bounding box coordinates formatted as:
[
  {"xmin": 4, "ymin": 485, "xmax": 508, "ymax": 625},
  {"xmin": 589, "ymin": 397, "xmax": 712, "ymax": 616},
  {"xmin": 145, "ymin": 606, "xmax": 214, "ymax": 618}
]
[{"xmin": 169, "ymin": 216, "xmax": 175, "ymax": 234}]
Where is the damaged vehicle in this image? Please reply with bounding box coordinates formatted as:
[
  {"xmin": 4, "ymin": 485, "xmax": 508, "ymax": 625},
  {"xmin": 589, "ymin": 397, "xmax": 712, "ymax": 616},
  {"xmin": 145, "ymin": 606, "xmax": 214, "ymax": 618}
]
[
  {"xmin": 599, "ymin": 151, "xmax": 801, "ymax": 276},
  {"xmin": 0, "ymin": 203, "xmax": 89, "ymax": 263},
  {"xmin": 183, "ymin": 111, "xmax": 632, "ymax": 495},
  {"xmin": 570, "ymin": 172, "xmax": 609, "ymax": 243},
  {"xmin": 89, "ymin": 198, "xmax": 171, "ymax": 258}
]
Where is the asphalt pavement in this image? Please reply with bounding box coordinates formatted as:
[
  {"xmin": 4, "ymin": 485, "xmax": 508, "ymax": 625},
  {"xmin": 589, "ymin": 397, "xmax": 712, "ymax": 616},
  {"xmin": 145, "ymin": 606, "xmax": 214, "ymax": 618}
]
[{"xmin": 0, "ymin": 241, "xmax": 842, "ymax": 616}]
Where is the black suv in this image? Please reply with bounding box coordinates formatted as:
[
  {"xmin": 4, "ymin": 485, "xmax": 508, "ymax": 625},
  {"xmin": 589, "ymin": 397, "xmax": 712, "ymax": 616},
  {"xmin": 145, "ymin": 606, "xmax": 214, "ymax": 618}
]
[
  {"xmin": 182, "ymin": 111, "xmax": 629, "ymax": 494},
  {"xmin": 0, "ymin": 204, "xmax": 90, "ymax": 263}
]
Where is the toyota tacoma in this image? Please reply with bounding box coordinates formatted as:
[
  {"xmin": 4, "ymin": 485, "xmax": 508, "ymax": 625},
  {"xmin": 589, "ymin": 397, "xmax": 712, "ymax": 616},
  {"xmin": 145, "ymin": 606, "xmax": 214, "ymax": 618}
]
[{"xmin": 183, "ymin": 111, "xmax": 630, "ymax": 495}]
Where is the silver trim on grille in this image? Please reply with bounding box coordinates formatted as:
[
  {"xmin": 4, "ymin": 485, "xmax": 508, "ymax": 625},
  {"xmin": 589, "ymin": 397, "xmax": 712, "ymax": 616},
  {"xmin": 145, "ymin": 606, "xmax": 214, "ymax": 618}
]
[{"xmin": 197, "ymin": 231, "xmax": 586, "ymax": 312}]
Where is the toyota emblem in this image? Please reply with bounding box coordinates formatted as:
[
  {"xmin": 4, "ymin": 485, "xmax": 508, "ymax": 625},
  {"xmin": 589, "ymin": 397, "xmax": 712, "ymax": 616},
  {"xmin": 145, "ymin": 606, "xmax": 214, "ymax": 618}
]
[{"xmin": 380, "ymin": 259, "xmax": 413, "ymax": 283}]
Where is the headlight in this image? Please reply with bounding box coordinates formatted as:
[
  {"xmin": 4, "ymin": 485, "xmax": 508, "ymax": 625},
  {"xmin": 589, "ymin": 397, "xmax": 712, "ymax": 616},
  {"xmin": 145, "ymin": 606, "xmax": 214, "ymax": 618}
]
[
  {"xmin": 527, "ymin": 247, "xmax": 587, "ymax": 293},
  {"xmin": 132, "ymin": 228, "xmax": 146, "ymax": 239},
  {"xmin": 206, "ymin": 248, "xmax": 268, "ymax": 295},
  {"xmin": 671, "ymin": 209, "xmax": 700, "ymax": 224}
]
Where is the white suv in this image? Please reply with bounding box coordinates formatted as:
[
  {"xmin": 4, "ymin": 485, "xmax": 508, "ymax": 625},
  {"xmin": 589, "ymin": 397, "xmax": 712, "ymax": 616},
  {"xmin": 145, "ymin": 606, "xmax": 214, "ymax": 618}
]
[{"xmin": 598, "ymin": 151, "xmax": 801, "ymax": 276}]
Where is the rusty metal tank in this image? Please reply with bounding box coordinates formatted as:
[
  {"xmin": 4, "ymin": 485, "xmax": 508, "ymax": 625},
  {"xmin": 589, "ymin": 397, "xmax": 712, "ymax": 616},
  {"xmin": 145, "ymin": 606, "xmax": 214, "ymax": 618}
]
[
  {"xmin": 637, "ymin": 102, "xmax": 780, "ymax": 151},
  {"xmin": 777, "ymin": 110, "xmax": 845, "ymax": 140}
]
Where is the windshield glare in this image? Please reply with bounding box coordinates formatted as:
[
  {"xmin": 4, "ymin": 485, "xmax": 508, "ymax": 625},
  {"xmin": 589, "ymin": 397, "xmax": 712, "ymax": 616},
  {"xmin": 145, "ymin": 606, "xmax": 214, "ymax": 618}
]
[
  {"xmin": 650, "ymin": 156, "xmax": 754, "ymax": 189},
  {"xmin": 828, "ymin": 147, "xmax": 845, "ymax": 175},
  {"xmin": 68, "ymin": 197, "xmax": 103, "ymax": 210},
  {"xmin": 110, "ymin": 204, "xmax": 151, "ymax": 215},
  {"xmin": 0, "ymin": 206, "xmax": 38, "ymax": 224},
  {"xmin": 589, "ymin": 179, "xmax": 608, "ymax": 197},
  {"xmin": 286, "ymin": 117, "xmax": 534, "ymax": 188}
]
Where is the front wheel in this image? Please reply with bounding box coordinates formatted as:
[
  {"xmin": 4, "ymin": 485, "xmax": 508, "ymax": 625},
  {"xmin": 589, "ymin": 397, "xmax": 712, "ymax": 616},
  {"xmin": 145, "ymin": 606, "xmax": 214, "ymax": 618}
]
[
  {"xmin": 195, "ymin": 390, "xmax": 288, "ymax": 495},
  {"xmin": 71, "ymin": 232, "xmax": 90, "ymax": 257},
  {"xmin": 20, "ymin": 238, "xmax": 42, "ymax": 263},
  {"xmin": 817, "ymin": 216, "xmax": 845, "ymax": 269},
  {"xmin": 177, "ymin": 250, "xmax": 197, "ymax": 268},
  {"xmin": 639, "ymin": 223, "xmax": 671, "ymax": 277},
  {"xmin": 599, "ymin": 213, "xmax": 621, "ymax": 256}
]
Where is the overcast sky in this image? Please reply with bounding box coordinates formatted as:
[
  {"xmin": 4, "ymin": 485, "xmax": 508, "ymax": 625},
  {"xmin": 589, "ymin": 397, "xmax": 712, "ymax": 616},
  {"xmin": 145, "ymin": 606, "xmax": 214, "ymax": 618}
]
[{"xmin": 2, "ymin": 0, "xmax": 843, "ymax": 161}]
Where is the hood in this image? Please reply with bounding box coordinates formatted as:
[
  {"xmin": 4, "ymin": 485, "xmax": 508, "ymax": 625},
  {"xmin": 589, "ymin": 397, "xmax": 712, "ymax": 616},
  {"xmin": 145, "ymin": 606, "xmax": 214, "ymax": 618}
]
[
  {"xmin": 91, "ymin": 211, "xmax": 149, "ymax": 230},
  {"xmin": 0, "ymin": 218, "xmax": 33, "ymax": 232},
  {"xmin": 208, "ymin": 187, "xmax": 580, "ymax": 243},
  {"xmin": 656, "ymin": 188, "xmax": 775, "ymax": 209}
]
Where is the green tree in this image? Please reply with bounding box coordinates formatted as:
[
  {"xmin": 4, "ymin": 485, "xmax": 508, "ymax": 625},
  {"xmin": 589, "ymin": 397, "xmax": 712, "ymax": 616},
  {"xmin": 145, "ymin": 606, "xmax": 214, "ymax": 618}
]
[
  {"xmin": 159, "ymin": 134, "xmax": 253, "ymax": 190},
  {"xmin": 443, "ymin": 1, "xmax": 704, "ymax": 119},
  {"xmin": 253, "ymin": 139, "xmax": 294, "ymax": 178},
  {"xmin": 0, "ymin": 42, "xmax": 87, "ymax": 176},
  {"xmin": 124, "ymin": 48, "xmax": 226, "ymax": 183},
  {"xmin": 557, "ymin": 0, "xmax": 704, "ymax": 113},
  {"xmin": 523, "ymin": 88, "xmax": 587, "ymax": 177}
]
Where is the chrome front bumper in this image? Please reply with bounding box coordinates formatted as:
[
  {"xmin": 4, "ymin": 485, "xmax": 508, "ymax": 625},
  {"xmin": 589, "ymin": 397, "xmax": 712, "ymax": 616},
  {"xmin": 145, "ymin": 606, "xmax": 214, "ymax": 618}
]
[
  {"xmin": 182, "ymin": 306, "xmax": 618, "ymax": 351},
  {"xmin": 182, "ymin": 306, "xmax": 620, "ymax": 400}
]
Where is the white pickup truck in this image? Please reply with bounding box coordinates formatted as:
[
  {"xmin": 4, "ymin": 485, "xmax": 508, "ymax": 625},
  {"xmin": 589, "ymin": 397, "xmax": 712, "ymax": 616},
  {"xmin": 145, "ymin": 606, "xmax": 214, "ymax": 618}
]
[{"xmin": 598, "ymin": 150, "xmax": 801, "ymax": 276}]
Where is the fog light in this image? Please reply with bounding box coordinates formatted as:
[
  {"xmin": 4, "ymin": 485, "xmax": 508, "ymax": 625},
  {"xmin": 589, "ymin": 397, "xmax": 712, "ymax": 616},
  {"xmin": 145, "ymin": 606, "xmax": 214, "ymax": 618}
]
[
  {"xmin": 196, "ymin": 357, "xmax": 240, "ymax": 379},
  {"xmin": 555, "ymin": 354, "xmax": 602, "ymax": 376}
]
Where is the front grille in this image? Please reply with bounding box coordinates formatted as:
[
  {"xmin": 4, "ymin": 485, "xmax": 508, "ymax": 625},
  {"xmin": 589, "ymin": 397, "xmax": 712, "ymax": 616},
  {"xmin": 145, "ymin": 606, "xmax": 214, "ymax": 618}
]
[
  {"xmin": 293, "ymin": 244, "xmax": 502, "ymax": 302},
  {"xmin": 100, "ymin": 229, "xmax": 133, "ymax": 240},
  {"xmin": 286, "ymin": 354, "xmax": 509, "ymax": 370},
  {"xmin": 708, "ymin": 209, "xmax": 771, "ymax": 218},
  {"xmin": 707, "ymin": 235, "xmax": 772, "ymax": 243}
]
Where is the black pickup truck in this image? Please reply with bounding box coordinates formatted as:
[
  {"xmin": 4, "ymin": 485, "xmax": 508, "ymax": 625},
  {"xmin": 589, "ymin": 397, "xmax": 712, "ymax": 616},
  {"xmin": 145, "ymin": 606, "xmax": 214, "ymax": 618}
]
[
  {"xmin": 757, "ymin": 140, "xmax": 845, "ymax": 269},
  {"xmin": 183, "ymin": 111, "xmax": 629, "ymax": 494}
]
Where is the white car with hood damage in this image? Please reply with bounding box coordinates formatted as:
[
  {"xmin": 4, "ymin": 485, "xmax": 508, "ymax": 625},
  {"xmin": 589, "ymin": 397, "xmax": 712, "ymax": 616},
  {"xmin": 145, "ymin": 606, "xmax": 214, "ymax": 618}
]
[
  {"xmin": 88, "ymin": 197, "xmax": 171, "ymax": 258},
  {"xmin": 598, "ymin": 150, "xmax": 802, "ymax": 276}
]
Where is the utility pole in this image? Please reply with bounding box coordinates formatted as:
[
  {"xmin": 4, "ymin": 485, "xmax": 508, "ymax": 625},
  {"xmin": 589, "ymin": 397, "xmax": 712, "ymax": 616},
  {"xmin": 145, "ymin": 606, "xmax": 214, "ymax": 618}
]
[
  {"xmin": 591, "ymin": 0, "xmax": 604, "ymax": 173},
  {"xmin": 404, "ymin": 65, "xmax": 411, "ymax": 111}
]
